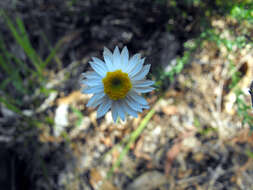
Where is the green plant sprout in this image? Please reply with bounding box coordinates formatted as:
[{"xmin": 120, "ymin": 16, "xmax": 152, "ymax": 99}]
[{"xmin": 0, "ymin": 11, "xmax": 62, "ymax": 116}]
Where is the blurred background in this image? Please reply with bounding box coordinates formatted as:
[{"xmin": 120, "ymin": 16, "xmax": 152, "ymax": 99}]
[{"xmin": 0, "ymin": 0, "xmax": 252, "ymax": 189}]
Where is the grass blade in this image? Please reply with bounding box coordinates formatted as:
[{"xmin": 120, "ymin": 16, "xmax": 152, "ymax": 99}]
[
  {"xmin": 107, "ymin": 106, "xmax": 157, "ymax": 178},
  {"xmin": 0, "ymin": 96, "xmax": 22, "ymax": 114},
  {"xmin": 0, "ymin": 11, "xmax": 44, "ymax": 80},
  {"xmin": 41, "ymin": 32, "xmax": 63, "ymax": 69}
]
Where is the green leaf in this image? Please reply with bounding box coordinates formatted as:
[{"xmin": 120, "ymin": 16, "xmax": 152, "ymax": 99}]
[{"xmin": 0, "ymin": 97, "xmax": 22, "ymax": 114}]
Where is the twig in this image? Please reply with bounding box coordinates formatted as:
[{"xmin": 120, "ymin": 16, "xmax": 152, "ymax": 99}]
[
  {"xmin": 176, "ymin": 173, "xmax": 207, "ymax": 185},
  {"xmin": 207, "ymin": 165, "xmax": 225, "ymax": 190}
]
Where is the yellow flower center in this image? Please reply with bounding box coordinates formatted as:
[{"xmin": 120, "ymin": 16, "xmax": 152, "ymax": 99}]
[{"xmin": 102, "ymin": 70, "xmax": 132, "ymax": 100}]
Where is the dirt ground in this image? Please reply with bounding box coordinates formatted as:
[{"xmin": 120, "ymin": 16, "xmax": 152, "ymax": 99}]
[{"xmin": 0, "ymin": 1, "xmax": 253, "ymax": 190}]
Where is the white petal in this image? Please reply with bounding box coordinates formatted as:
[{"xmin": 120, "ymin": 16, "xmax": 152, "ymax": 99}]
[
  {"xmin": 113, "ymin": 46, "xmax": 121, "ymax": 70},
  {"xmin": 89, "ymin": 61, "xmax": 107, "ymax": 77},
  {"xmin": 126, "ymin": 93, "xmax": 150, "ymax": 111},
  {"xmin": 125, "ymin": 96, "xmax": 142, "ymax": 112},
  {"xmin": 121, "ymin": 46, "xmax": 129, "ymax": 64},
  {"xmin": 97, "ymin": 98, "xmax": 112, "ymax": 118},
  {"xmin": 82, "ymin": 71, "xmax": 102, "ymax": 80},
  {"xmin": 132, "ymin": 86, "xmax": 155, "ymax": 93},
  {"xmin": 87, "ymin": 96, "xmax": 106, "ymax": 108},
  {"xmin": 92, "ymin": 57, "xmax": 106, "ymax": 65},
  {"xmin": 132, "ymin": 80, "xmax": 154, "ymax": 88},
  {"xmin": 92, "ymin": 57, "xmax": 108, "ymax": 74},
  {"xmin": 87, "ymin": 93, "xmax": 105, "ymax": 107},
  {"xmin": 81, "ymin": 78, "xmax": 102, "ymax": 86},
  {"xmin": 129, "ymin": 91, "xmax": 148, "ymax": 105},
  {"xmin": 124, "ymin": 53, "xmax": 141, "ymax": 73},
  {"xmin": 116, "ymin": 101, "xmax": 125, "ymax": 121},
  {"xmin": 131, "ymin": 64, "xmax": 151, "ymax": 81},
  {"xmin": 103, "ymin": 47, "xmax": 114, "ymax": 71},
  {"xmin": 121, "ymin": 46, "xmax": 129, "ymax": 70},
  {"xmin": 82, "ymin": 85, "xmax": 104, "ymax": 94},
  {"xmin": 111, "ymin": 102, "xmax": 119, "ymax": 122},
  {"xmin": 128, "ymin": 58, "xmax": 145, "ymax": 78},
  {"xmin": 121, "ymin": 100, "xmax": 138, "ymax": 118},
  {"xmin": 141, "ymin": 104, "xmax": 150, "ymax": 109}
]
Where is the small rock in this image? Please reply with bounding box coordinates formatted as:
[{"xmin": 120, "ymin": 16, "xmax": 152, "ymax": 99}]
[
  {"xmin": 54, "ymin": 104, "xmax": 69, "ymax": 137},
  {"xmin": 182, "ymin": 136, "xmax": 200, "ymax": 150},
  {"xmin": 70, "ymin": 116, "xmax": 91, "ymax": 138},
  {"xmin": 153, "ymin": 126, "xmax": 161, "ymax": 136},
  {"xmin": 126, "ymin": 171, "xmax": 167, "ymax": 190}
]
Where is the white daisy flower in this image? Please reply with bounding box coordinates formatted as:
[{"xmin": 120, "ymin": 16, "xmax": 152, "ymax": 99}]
[{"xmin": 81, "ymin": 46, "xmax": 155, "ymax": 122}]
